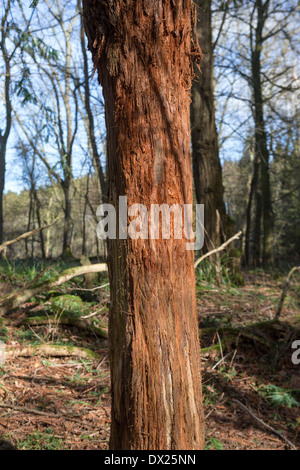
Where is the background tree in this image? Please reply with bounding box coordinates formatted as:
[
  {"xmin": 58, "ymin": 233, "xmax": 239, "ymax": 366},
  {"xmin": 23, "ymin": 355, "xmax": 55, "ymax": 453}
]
[
  {"xmin": 191, "ymin": 0, "xmax": 232, "ymax": 253},
  {"xmin": 216, "ymin": 0, "xmax": 299, "ymax": 266}
]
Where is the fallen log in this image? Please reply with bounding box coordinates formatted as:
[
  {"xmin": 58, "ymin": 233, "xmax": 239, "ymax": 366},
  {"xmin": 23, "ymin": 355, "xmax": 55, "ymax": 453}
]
[
  {"xmin": 0, "ymin": 264, "xmax": 107, "ymax": 316},
  {"xmin": 5, "ymin": 344, "xmax": 100, "ymax": 360}
]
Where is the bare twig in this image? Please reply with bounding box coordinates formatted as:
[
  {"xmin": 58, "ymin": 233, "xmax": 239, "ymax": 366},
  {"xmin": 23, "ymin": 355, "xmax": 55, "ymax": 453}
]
[
  {"xmin": 0, "ymin": 217, "xmax": 62, "ymax": 254},
  {"xmin": 81, "ymin": 307, "xmax": 106, "ymax": 320},
  {"xmin": 232, "ymin": 399, "xmax": 297, "ymax": 450},
  {"xmin": 275, "ymin": 266, "xmax": 300, "ymax": 320},
  {"xmin": 205, "ymin": 393, "xmax": 225, "ymax": 420},
  {"xmin": 194, "ymin": 232, "xmax": 242, "ymax": 269},
  {"xmin": 216, "ymin": 331, "xmax": 224, "ymax": 361},
  {"xmin": 212, "ymin": 351, "xmax": 233, "ymax": 370},
  {"xmin": 70, "ymin": 283, "xmax": 109, "ymax": 292}
]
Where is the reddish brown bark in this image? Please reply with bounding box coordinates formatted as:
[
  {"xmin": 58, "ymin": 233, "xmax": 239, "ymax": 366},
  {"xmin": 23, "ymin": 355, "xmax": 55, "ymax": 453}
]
[{"xmin": 83, "ymin": 0, "xmax": 205, "ymax": 450}]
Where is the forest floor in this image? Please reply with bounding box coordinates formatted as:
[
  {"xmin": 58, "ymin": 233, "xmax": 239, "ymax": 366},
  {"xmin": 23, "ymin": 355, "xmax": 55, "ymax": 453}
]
[{"xmin": 0, "ymin": 260, "xmax": 299, "ymax": 450}]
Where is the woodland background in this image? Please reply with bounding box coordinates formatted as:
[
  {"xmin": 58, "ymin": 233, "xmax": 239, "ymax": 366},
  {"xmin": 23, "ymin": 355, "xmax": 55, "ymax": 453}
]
[{"xmin": 0, "ymin": 0, "xmax": 299, "ymax": 265}]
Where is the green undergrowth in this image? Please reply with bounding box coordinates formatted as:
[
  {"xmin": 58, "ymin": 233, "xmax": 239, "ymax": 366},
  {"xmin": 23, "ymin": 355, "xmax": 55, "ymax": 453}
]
[
  {"xmin": 0, "ymin": 258, "xmax": 77, "ymax": 286},
  {"xmin": 205, "ymin": 437, "xmax": 224, "ymax": 450},
  {"xmin": 18, "ymin": 428, "xmax": 65, "ymax": 450},
  {"xmin": 256, "ymin": 384, "xmax": 300, "ymax": 408}
]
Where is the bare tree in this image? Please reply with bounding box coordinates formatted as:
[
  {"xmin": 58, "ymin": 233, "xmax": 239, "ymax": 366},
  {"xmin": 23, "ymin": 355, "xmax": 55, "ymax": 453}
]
[
  {"xmin": 191, "ymin": 0, "xmax": 232, "ymax": 253},
  {"xmin": 0, "ymin": 1, "xmax": 14, "ymax": 245}
]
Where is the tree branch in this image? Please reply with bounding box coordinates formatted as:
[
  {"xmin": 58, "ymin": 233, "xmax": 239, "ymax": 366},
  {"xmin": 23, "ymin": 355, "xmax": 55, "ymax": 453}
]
[{"xmin": 194, "ymin": 232, "xmax": 242, "ymax": 269}]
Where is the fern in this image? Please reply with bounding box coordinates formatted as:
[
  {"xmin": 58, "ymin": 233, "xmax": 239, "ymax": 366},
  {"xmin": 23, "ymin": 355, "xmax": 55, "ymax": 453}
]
[{"xmin": 259, "ymin": 384, "xmax": 300, "ymax": 408}]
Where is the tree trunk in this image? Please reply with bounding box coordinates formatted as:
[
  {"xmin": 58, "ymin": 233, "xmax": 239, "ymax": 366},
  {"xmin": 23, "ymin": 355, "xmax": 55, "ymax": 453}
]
[
  {"xmin": 0, "ymin": 139, "xmax": 5, "ymax": 246},
  {"xmin": 253, "ymin": 183, "xmax": 262, "ymax": 267},
  {"xmin": 191, "ymin": 0, "xmax": 230, "ymax": 252},
  {"xmin": 244, "ymin": 153, "xmax": 260, "ymax": 266},
  {"xmin": 62, "ymin": 181, "xmax": 73, "ymax": 257},
  {"xmin": 83, "ymin": 0, "xmax": 205, "ymax": 450},
  {"xmin": 25, "ymin": 190, "xmax": 33, "ymax": 257},
  {"xmin": 251, "ymin": 0, "xmax": 274, "ymax": 268},
  {"xmin": 0, "ymin": 46, "xmax": 12, "ymax": 246},
  {"xmin": 33, "ymin": 187, "xmax": 46, "ymax": 259},
  {"xmin": 80, "ymin": 12, "xmax": 108, "ymax": 200}
]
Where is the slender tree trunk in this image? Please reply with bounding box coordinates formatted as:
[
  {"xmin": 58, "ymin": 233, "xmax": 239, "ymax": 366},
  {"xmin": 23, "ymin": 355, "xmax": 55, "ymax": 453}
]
[
  {"xmin": 31, "ymin": 199, "xmax": 35, "ymax": 258},
  {"xmin": 62, "ymin": 180, "xmax": 73, "ymax": 257},
  {"xmin": 25, "ymin": 190, "xmax": 33, "ymax": 257},
  {"xmin": 82, "ymin": 175, "xmax": 90, "ymax": 256},
  {"xmin": 33, "ymin": 188, "xmax": 45, "ymax": 258},
  {"xmin": 252, "ymin": 59, "xmax": 273, "ymax": 268},
  {"xmin": 191, "ymin": 0, "xmax": 229, "ymax": 252},
  {"xmin": 0, "ymin": 139, "xmax": 6, "ymax": 247},
  {"xmin": 83, "ymin": 0, "xmax": 204, "ymax": 450},
  {"xmin": 0, "ymin": 48, "xmax": 12, "ymax": 246},
  {"xmin": 45, "ymin": 194, "xmax": 53, "ymax": 259},
  {"xmin": 80, "ymin": 13, "xmax": 107, "ymax": 200},
  {"xmin": 244, "ymin": 153, "xmax": 260, "ymax": 266},
  {"xmin": 253, "ymin": 183, "xmax": 262, "ymax": 267},
  {"xmin": 251, "ymin": 0, "xmax": 274, "ymax": 268}
]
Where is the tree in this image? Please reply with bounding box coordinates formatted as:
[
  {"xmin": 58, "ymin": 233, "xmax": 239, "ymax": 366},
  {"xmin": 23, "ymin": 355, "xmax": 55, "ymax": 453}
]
[
  {"xmin": 216, "ymin": 0, "xmax": 298, "ymax": 267},
  {"xmin": 0, "ymin": 1, "xmax": 13, "ymax": 246},
  {"xmin": 83, "ymin": 0, "xmax": 205, "ymax": 450},
  {"xmin": 191, "ymin": 0, "xmax": 232, "ymax": 253},
  {"xmin": 17, "ymin": 140, "xmax": 45, "ymax": 258},
  {"xmin": 79, "ymin": 5, "xmax": 107, "ymax": 200},
  {"xmin": 15, "ymin": 0, "xmax": 79, "ymax": 257},
  {"xmin": 0, "ymin": 1, "xmax": 36, "ymax": 246},
  {"xmin": 250, "ymin": 0, "xmax": 274, "ymax": 268}
]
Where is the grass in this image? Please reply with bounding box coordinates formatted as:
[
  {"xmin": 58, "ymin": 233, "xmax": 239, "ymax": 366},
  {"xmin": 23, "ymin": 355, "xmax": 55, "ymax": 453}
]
[{"xmin": 0, "ymin": 258, "xmax": 80, "ymax": 288}]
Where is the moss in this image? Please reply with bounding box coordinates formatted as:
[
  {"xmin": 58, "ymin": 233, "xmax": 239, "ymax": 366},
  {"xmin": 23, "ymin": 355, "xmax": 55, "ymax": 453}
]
[
  {"xmin": 63, "ymin": 246, "xmax": 74, "ymax": 259},
  {"xmin": 227, "ymin": 248, "xmax": 245, "ymax": 286},
  {"xmin": 51, "ymin": 295, "xmax": 86, "ymax": 318},
  {"xmin": 200, "ymin": 344, "xmax": 222, "ymax": 354},
  {"xmin": 48, "ymin": 344, "xmax": 99, "ymax": 360}
]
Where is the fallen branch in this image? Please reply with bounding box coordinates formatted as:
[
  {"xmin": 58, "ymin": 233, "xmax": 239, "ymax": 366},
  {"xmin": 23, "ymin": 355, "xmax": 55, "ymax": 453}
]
[
  {"xmin": 69, "ymin": 283, "xmax": 110, "ymax": 292},
  {"xmin": 0, "ymin": 217, "xmax": 62, "ymax": 254},
  {"xmin": 6, "ymin": 344, "xmax": 100, "ymax": 360},
  {"xmin": 0, "ymin": 403, "xmax": 99, "ymax": 429},
  {"xmin": 22, "ymin": 314, "xmax": 108, "ymax": 339},
  {"xmin": 0, "ymin": 263, "xmax": 107, "ymax": 316},
  {"xmin": 212, "ymin": 351, "xmax": 234, "ymax": 370},
  {"xmin": 274, "ymin": 266, "xmax": 300, "ymax": 321},
  {"xmin": 232, "ymin": 399, "xmax": 296, "ymax": 450},
  {"xmin": 205, "ymin": 393, "xmax": 225, "ymax": 420},
  {"xmin": 194, "ymin": 231, "xmax": 242, "ymax": 269}
]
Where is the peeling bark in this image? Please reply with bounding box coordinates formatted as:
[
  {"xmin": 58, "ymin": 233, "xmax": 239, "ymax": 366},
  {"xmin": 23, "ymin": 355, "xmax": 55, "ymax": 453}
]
[{"xmin": 83, "ymin": 0, "xmax": 205, "ymax": 450}]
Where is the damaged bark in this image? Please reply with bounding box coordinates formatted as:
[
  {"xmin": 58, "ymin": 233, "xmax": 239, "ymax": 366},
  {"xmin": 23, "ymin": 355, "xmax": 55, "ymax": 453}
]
[{"xmin": 83, "ymin": 0, "xmax": 205, "ymax": 450}]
